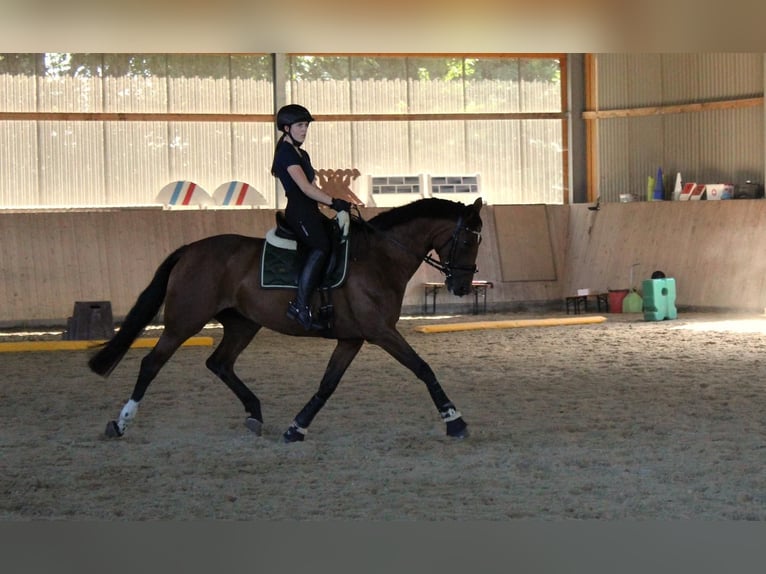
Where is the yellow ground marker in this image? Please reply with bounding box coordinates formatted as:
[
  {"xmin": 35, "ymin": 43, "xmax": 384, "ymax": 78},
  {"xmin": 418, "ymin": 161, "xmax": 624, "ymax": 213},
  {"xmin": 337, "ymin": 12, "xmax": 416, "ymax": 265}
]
[
  {"xmin": 0, "ymin": 336, "xmax": 214, "ymax": 353},
  {"xmin": 414, "ymin": 316, "xmax": 607, "ymax": 334}
]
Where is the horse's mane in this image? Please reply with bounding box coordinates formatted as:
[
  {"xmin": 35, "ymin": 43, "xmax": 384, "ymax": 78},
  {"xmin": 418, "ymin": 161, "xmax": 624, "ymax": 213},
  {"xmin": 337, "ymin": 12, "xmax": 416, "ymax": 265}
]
[{"xmin": 366, "ymin": 198, "xmax": 469, "ymax": 231}]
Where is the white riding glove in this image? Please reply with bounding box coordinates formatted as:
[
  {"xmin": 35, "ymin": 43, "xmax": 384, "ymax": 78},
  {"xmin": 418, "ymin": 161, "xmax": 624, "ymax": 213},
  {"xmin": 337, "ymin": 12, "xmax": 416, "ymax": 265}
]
[{"xmin": 336, "ymin": 210, "xmax": 350, "ymax": 242}]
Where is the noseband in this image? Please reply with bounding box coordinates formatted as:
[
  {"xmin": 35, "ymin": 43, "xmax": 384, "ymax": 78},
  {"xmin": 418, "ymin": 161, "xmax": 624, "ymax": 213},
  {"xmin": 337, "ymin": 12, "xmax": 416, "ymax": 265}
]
[{"xmin": 423, "ymin": 216, "xmax": 481, "ymax": 281}]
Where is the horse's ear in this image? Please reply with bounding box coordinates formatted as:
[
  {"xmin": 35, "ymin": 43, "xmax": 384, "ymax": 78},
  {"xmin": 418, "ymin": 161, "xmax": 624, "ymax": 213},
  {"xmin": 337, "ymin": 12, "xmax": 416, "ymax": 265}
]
[{"xmin": 471, "ymin": 197, "xmax": 483, "ymax": 211}]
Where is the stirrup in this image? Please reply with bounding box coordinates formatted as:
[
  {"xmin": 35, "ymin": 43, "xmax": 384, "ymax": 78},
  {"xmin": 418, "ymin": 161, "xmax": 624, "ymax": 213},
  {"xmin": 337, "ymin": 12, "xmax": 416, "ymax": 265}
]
[{"xmin": 287, "ymin": 301, "xmax": 326, "ymax": 331}]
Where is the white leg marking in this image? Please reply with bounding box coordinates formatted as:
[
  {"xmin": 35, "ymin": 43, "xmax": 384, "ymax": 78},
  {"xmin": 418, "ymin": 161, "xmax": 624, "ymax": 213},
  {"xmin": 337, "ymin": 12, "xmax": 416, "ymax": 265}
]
[{"xmin": 117, "ymin": 399, "xmax": 139, "ymax": 434}]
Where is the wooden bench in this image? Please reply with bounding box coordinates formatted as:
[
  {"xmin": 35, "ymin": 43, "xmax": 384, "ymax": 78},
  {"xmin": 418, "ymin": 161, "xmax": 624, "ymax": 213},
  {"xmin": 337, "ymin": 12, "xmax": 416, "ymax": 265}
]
[
  {"xmin": 423, "ymin": 280, "xmax": 494, "ymax": 315},
  {"xmin": 565, "ymin": 292, "xmax": 608, "ymax": 315}
]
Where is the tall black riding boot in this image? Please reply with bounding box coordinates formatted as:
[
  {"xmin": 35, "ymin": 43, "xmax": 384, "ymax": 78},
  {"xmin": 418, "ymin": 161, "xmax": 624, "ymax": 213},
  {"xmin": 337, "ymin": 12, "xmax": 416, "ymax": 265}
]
[{"xmin": 287, "ymin": 249, "xmax": 328, "ymax": 330}]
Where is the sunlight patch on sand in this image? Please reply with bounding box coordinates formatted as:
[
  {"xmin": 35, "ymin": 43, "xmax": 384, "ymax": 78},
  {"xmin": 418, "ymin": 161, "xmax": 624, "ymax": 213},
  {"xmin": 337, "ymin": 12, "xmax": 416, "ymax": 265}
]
[{"xmin": 672, "ymin": 318, "xmax": 766, "ymax": 334}]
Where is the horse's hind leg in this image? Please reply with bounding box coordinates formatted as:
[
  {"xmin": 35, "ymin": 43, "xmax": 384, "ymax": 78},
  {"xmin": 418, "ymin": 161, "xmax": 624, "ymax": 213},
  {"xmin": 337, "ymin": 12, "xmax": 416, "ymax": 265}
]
[
  {"xmin": 370, "ymin": 328, "xmax": 468, "ymax": 438},
  {"xmin": 283, "ymin": 338, "xmax": 364, "ymax": 442},
  {"xmin": 105, "ymin": 333, "xmax": 187, "ymax": 438},
  {"xmin": 205, "ymin": 309, "xmax": 263, "ymax": 435}
]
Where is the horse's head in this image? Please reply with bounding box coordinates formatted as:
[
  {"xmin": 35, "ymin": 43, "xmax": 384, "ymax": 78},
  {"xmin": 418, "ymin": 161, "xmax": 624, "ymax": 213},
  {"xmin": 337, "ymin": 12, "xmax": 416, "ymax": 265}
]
[{"xmin": 434, "ymin": 197, "xmax": 483, "ymax": 297}]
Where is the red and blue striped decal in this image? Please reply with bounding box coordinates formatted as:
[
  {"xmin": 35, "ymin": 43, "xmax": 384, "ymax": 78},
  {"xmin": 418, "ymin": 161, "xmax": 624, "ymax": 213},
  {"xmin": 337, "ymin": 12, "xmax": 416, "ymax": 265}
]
[
  {"xmin": 222, "ymin": 181, "xmax": 252, "ymax": 205},
  {"xmin": 169, "ymin": 181, "xmax": 198, "ymax": 205},
  {"xmin": 235, "ymin": 182, "xmax": 251, "ymax": 205}
]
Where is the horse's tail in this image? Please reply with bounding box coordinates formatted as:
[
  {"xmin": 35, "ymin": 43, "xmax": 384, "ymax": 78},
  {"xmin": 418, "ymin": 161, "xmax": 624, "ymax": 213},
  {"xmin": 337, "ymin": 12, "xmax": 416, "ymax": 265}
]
[{"xmin": 88, "ymin": 245, "xmax": 187, "ymax": 377}]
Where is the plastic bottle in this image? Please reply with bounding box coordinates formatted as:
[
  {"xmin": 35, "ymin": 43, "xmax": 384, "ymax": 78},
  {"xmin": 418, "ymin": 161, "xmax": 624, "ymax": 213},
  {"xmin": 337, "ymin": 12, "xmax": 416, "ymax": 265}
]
[{"xmin": 653, "ymin": 167, "xmax": 665, "ymax": 200}]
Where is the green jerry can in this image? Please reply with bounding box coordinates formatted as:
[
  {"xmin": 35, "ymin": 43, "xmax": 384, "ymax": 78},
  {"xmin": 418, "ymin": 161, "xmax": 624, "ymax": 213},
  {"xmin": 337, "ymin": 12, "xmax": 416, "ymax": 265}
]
[{"xmin": 622, "ymin": 289, "xmax": 643, "ymax": 313}]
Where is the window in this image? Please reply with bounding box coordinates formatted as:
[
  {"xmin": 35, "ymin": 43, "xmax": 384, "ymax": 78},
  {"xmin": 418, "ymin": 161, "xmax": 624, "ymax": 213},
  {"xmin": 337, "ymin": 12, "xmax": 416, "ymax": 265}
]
[
  {"xmin": 288, "ymin": 54, "xmax": 565, "ymax": 206},
  {"xmin": 0, "ymin": 53, "xmax": 566, "ymax": 208}
]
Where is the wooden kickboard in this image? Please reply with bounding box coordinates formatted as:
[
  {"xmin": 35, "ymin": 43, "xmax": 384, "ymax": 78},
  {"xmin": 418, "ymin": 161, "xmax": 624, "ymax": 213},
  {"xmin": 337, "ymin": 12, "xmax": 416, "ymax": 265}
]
[{"xmin": 493, "ymin": 204, "xmax": 557, "ymax": 282}]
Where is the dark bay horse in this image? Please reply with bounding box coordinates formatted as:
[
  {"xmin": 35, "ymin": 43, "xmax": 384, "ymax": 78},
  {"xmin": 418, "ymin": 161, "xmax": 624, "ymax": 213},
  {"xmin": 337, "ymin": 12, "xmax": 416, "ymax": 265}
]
[{"xmin": 89, "ymin": 197, "xmax": 484, "ymax": 442}]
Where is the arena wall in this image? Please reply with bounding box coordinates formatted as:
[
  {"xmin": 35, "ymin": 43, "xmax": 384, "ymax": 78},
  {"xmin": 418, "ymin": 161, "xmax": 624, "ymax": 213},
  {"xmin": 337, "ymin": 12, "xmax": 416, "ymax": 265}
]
[{"xmin": 1, "ymin": 200, "xmax": 764, "ymax": 327}]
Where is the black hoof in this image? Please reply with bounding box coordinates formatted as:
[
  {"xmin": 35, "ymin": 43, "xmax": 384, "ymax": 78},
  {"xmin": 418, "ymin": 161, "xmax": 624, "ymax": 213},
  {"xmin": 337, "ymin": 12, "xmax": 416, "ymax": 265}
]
[
  {"xmin": 283, "ymin": 423, "xmax": 306, "ymax": 443},
  {"xmin": 244, "ymin": 417, "xmax": 263, "ymax": 436},
  {"xmin": 446, "ymin": 418, "xmax": 469, "ymax": 439},
  {"xmin": 104, "ymin": 420, "xmax": 123, "ymax": 438}
]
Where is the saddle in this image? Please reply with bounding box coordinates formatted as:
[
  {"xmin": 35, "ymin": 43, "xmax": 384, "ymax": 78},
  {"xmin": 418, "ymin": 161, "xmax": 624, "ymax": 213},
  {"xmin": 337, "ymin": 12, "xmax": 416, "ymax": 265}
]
[{"xmin": 260, "ymin": 211, "xmax": 350, "ymax": 290}]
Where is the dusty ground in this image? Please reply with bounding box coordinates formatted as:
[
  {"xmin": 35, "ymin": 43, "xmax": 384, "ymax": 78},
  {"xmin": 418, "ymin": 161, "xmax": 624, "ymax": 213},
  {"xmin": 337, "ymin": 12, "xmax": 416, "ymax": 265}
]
[{"xmin": 1, "ymin": 311, "xmax": 765, "ymax": 520}]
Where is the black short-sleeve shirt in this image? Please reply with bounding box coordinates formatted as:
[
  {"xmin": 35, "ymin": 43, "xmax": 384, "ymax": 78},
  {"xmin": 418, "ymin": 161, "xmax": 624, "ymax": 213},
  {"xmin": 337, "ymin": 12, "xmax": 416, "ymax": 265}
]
[{"xmin": 273, "ymin": 140, "xmax": 317, "ymax": 212}]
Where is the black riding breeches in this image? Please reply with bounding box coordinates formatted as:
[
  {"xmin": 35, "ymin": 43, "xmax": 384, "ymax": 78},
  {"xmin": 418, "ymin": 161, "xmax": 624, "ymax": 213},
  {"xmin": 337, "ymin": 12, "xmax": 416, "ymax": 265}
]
[{"xmin": 285, "ymin": 205, "xmax": 331, "ymax": 254}]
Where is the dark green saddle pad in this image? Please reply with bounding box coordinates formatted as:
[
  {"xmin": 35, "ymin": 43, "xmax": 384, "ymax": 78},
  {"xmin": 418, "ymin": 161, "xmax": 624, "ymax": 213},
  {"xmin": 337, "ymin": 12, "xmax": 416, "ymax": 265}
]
[{"xmin": 260, "ymin": 231, "xmax": 350, "ymax": 289}]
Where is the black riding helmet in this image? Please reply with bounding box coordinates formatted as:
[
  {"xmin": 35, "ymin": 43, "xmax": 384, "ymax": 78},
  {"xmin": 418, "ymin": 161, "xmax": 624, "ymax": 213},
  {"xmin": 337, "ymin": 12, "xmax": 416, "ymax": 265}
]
[
  {"xmin": 276, "ymin": 104, "xmax": 315, "ymax": 132},
  {"xmin": 271, "ymin": 104, "xmax": 315, "ymax": 174}
]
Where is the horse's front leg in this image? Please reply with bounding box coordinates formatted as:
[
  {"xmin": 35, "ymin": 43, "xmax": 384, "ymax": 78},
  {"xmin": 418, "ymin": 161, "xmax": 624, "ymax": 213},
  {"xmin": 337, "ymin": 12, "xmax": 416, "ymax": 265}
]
[
  {"xmin": 283, "ymin": 338, "xmax": 364, "ymax": 443},
  {"xmin": 371, "ymin": 328, "xmax": 468, "ymax": 438}
]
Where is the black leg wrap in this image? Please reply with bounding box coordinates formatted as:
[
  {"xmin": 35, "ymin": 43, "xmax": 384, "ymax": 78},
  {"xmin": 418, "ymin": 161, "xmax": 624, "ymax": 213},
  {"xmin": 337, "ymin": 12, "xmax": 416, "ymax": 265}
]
[
  {"xmin": 294, "ymin": 394, "xmax": 326, "ymax": 430},
  {"xmin": 246, "ymin": 401, "xmax": 263, "ymax": 423},
  {"xmin": 283, "ymin": 421, "xmax": 307, "ymax": 443}
]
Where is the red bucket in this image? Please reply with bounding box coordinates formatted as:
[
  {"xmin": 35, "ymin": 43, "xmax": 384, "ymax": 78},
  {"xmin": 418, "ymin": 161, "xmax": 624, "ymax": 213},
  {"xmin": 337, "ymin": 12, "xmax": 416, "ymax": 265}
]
[{"xmin": 608, "ymin": 289, "xmax": 630, "ymax": 313}]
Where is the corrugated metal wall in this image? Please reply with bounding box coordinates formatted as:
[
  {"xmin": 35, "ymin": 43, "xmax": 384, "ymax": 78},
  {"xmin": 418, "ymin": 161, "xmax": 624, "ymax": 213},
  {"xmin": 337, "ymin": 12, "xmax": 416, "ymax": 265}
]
[
  {"xmin": 0, "ymin": 54, "xmax": 277, "ymax": 208},
  {"xmin": 299, "ymin": 78, "xmax": 563, "ymax": 205},
  {"xmin": 597, "ymin": 54, "xmax": 763, "ymax": 108},
  {"xmin": 0, "ymin": 54, "xmax": 565, "ymax": 209},
  {"xmin": 595, "ymin": 53, "xmax": 764, "ymax": 202}
]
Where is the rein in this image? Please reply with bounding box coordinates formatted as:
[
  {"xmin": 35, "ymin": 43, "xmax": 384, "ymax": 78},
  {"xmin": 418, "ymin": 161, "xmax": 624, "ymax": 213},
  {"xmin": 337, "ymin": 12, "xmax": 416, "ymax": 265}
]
[{"xmin": 352, "ymin": 207, "xmax": 479, "ymax": 279}]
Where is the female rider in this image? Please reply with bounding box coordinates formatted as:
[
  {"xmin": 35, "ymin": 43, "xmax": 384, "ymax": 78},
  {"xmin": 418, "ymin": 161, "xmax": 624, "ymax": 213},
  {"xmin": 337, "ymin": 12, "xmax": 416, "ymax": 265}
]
[{"xmin": 270, "ymin": 104, "xmax": 351, "ymax": 330}]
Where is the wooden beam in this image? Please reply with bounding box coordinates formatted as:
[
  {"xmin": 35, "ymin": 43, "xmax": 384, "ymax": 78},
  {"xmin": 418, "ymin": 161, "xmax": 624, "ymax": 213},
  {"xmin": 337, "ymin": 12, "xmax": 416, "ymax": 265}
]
[
  {"xmin": 0, "ymin": 111, "xmax": 567, "ymax": 123},
  {"xmin": 560, "ymin": 54, "xmax": 570, "ymax": 204},
  {"xmin": 316, "ymin": 112, "xmax": 568, "ymax": 122},
  {"xmin": 584, "ymin": 53, "xmax": 598, "ymax": 203},
  {"xmin": 582, "ymin": 96, "xmax": 763, "ymax": 120},
  {"xmin": 299, "ymin": 53, "xmax": 568, "ymax": 59},
  {"xmin": 0, "ymin": 112, "xmax": 274, "ymax": 123}
]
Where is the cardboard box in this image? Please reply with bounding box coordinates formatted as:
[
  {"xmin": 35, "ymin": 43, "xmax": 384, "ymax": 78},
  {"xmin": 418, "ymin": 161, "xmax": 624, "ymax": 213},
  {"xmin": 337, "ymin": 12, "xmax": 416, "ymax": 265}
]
[
  {"xmin": 689, "ymin": 184, "xmax": 706, "ymax": 200},
  {"xmin": 705, "ymin": 184, "xmax": 734, "ymax": 200},
  {"xmin": 679, "ymin": 182, "xmax": 697, "ymax": 201}
]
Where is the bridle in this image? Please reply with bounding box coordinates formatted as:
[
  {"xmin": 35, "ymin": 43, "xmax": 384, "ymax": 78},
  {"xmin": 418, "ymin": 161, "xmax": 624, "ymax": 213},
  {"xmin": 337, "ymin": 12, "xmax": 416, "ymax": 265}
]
[
  {"xmin": 423, "ymin": 215, "xmax": 482, "ymax": 281},
  {"xmin": 352, "ymin": 208, "xmax": 481, "ymax": 281}
]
